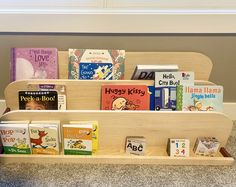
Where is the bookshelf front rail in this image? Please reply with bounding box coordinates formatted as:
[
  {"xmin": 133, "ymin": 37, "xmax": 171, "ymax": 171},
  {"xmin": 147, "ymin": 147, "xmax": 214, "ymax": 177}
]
[{"xmin": 0, "ymin": 110, "xmax": 233, "ymax": 165}]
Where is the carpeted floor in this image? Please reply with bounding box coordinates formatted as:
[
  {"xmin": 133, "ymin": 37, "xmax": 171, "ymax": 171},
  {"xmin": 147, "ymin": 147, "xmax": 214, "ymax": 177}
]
[{"xmin": 0, "ymin": 122, "xmax": 236, "ymax": 187}]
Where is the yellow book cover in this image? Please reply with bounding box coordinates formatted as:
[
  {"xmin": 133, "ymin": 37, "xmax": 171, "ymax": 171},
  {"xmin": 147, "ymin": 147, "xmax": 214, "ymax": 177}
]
[
  {"xmin": 63, "ymin": 124, "xmax": 93, "ymax": 155},
  {"xmin": 69, "ymin": 121, "xmax": 98, "ymax": 153}
]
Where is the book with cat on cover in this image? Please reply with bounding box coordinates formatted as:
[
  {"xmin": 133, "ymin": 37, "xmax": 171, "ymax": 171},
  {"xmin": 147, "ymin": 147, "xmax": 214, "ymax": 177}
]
[
  {"xmin": 68, "ymin": 49, "xmax": 125, "ymax": 80},
  {"xmin": 176, "ymin": 85, "xmax": 223, "ymax": 112},
  {"xmin": 63, "ymin": 124, "xmax": 93, "ymax": 155},
  {"xmin": 29, "ymin": 121, "xmax": 60, "ymax": 155},
  {"xmin": 101, "ymin": 85, "xmax": 150, "ymax": 110},
  {"xmin": 10, "ymin": 48, "xmax": 58, "ymax": 82},
  {"xmin": 0, "ymin": 122, "xmax": 31, "ymax": 154},
  {"xmin": 18, "ymin": 91, "xmax": 58, "ymax": 110}
]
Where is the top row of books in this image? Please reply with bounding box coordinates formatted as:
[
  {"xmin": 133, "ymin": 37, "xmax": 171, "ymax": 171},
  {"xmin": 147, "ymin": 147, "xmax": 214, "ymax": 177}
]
[{"xmin": 10, "ymin": 48, "xmax": 178, "ymax": 81}]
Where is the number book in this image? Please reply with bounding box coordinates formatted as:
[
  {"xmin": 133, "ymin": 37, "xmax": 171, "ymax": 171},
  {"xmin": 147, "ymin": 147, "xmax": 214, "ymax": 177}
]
[
  {"xmin": 29, "ymin": 121, "xmax": 60, "ymax": 155},
  {"xmin": 176, "ymin": 85, "xmax": 223, "ymax": 112},
  {"xmin": 68, "ymin": 49, "xmax": 125, "ymax": 80},
  {"xmin": 101, "ymin": 85, "xmax": 150, "ymax": 110},
  {"xmin": 155, "ymin": 71, "xmax": 194, "ymax": 111},
  {"xmin": 0, "ymin": 122, "xmax": 31, "ymax": 154},
  {"xmin": 18, "ymin": 91, "xmax": 58, "ymax": 110},
  {"xmin": 69, "ymin": 121, "xmax": 98, "ymax": 154},
  {"xmin": 10, "ymin": 48, "xmax": 58, "ymax": 82},
  {"xmin": 63, "ymin": 124, "xmax": 93, "ymax": 155},
  {"xmin": 27, "ymin": 84, "xmax": 67, "ymax": 110},
  {"xmin": 131, "ymin": 65, "xmax": 179, "ymax": 80}
]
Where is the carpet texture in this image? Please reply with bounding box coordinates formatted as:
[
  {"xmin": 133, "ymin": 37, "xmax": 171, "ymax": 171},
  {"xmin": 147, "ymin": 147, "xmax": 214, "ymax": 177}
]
[{"xmin": 0, "ymin": 122, "xmax": 236, "ymax": 187}]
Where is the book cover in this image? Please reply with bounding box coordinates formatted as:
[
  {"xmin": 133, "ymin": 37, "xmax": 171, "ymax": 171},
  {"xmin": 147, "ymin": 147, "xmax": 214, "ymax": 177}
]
[
  {"xmin": 27, "ymin": 83, "xmax": 67, "ymax": 110},
  {"xmin": 176, "ymin": 85, "xmax": 223, "ymax": 112},
  {"xmin": 10, "ymin": 48, "xmax": 58, "ymax": 82},
  {"xmin": 0, "ymin": 123, "xmax": 31, "ymax": 154},
  {"xmin": 69, "ymin": 121, "xmax": 98, "ymax": 154},
  {"xmin": 63, "ymin": 124, "xmax": 93, "ymax": 155},
  {"xmin": 18, "ymin": 91, "xmax": 58, "ymax": 110},
  {"xmin": 29, "ymin": 122, "xmax": 60, "ymax": 155},
  {"xmin": 79, "ymin": 63, "xmax": 113, "ymax": 80},
  {"xmin": 101, "ymin": 85, "xmax": 150, "ymax": 110},
  {"xmin": 131, "ymin": 65, "xmax": 179, "ymax": 80},
  {"xmin": 68, "ymin": 49, "xmax": 125, "ymax": 80},
  {"xmin": 155, "ymin": 71, "xmax": 194, "ymax": 111}
]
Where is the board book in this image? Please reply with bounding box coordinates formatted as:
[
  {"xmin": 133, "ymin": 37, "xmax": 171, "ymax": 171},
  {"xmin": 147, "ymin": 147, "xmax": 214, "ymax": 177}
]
[
  {"xmin": 101, "ymin": 85, "xmax": 150, "ymax": 110},
  {"xmin": 27, "ymin": 83, "xmax": 67, "ymax": 110},
  {"xmin": 176, "ymin": 85, "xmax": 223, "ymax": 112},
  {"xmin": 68, "ymin": 49, "xmax": 125, "ymax": 80},
  {"xmin": 10, "ymin": 48, "xmax": 58, "ymax": 82},
  {"xmin": 18, "ymin": 91, "xmax": 58, "ymax": 110},
  {"xmin": 155, "ymin": 71, "xmax": 194, "ymax": 111},
  {"xmin": 69, "ymin": 121, "xmax": 98, "ymax": 153},
  {"xmin": 131, "ymin": 64, "xmax": 179, "ymax": 80},
  {"xmin": 29, "ymin": 121, "xmax": 60, "ymax": 155},
  {"xmin": 63, "ymin": 123, "xmax": 93, "ymax": 155},
  {"xmin": 0, "ymin": 122, "xmax": 31, "ymax": 154}
]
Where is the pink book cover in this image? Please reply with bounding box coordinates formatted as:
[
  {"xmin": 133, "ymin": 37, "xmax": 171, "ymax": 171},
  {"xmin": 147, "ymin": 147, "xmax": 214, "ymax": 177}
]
[
  {"xmin": 10, "ymin": 48, "xmax": 58, "ymax": 82},
  {"xmin": 101, "ymin": 85, "xmax": 150, "ymax": 110}
]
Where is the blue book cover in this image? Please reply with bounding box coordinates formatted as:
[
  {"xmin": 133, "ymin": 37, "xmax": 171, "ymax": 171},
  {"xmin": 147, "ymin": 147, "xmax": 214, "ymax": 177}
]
[
  {"xmin": 148, "ymin": 86, "xmax": 155, "ymax": 111},
  {"xmin": 79, "ymin": 63, "xmax": 113, "ymax": 80}
]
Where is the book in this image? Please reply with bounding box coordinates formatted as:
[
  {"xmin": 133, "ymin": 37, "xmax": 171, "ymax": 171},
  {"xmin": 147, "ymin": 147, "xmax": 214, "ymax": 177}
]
[
  {"xmin": 27, "ymin": 84, "xmax": 67, "ymax": 110},
  {"xmin": 176, "ymin": 85, "xmax": 223, "ymax": 112},
  {"xmin": 167, "ymin": 138, "xmax": 190, "ymax": 157},
  {"xmin": 193, "ymin": 137, "xmax": 220, "ymax": 156},
  {"xmin": 125, "ymin": 136, "xmax": 146, "ymax": 156},
  {"xmin": 155, "ymin": 71, "xmax": 194, "ymax": 111},
  {"xmin": 68, "ymin": 49, "xmax": 125, "ymax": 80},
  {"xmin": 29, "ymin": 121, "xmax": 60, "ymax": 155},
  {"xmin": 10, "ymin": 48, "xmax": 58, "ymax": 82},
  {"xmin": 63, "ymin": 124, "xmax": 93, "ymax": 155},
  {"xmin": 101, "ymin": 85, "xmax": 150, "ymax": 110},
  {"xmin": 69, "ymin": 121, "xmax": 98, "ymax": 153},
  {"xmin": 0, "ymin": 122, "xmax": 31, "ymax": 154},
  {"xmin": 18, "ymin": 91, "xmax": 58, "ymax": 110},
  {"xmin": 131, "ymin": 65, "xmax": 179, "ymax": 80}
]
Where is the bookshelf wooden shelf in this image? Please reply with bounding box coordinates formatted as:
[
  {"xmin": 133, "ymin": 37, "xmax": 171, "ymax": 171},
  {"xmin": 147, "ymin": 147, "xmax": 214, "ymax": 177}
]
[
  {"xmin": 0, "ymin": 110, "xmax": 234, "ymax": 165},
  {"xmin": 0, "ymin": 51, "xmax": 234, "ymax": 165}
]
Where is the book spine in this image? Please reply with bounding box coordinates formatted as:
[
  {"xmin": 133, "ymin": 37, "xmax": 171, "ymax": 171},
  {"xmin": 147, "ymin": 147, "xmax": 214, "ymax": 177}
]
[
  {"xmin": 10, "ymin": 48, "xmax": 16, "ymax": 82},
  {"xmin": 176, "ymin": 85, "xmax": 183, "ymax": 111}
]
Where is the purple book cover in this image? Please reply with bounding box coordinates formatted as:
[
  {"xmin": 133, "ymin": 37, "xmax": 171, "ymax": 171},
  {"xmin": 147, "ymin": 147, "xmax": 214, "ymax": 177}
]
[{"xmin": 10, "ymin": 48, "xmax": 58, "ymax": 82}]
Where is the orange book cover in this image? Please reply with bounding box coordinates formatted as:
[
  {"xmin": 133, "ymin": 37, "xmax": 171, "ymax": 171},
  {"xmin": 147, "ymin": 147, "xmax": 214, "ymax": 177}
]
[{"xmin": 101, "ymin": 85, "xmax": 150, "ymax": 110}]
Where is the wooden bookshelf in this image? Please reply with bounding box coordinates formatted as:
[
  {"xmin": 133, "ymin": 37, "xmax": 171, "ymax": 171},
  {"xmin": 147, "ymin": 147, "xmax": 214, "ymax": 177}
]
[{"xmin": 0, "ymin": 51, "xmax": 233, "ymax": 165}]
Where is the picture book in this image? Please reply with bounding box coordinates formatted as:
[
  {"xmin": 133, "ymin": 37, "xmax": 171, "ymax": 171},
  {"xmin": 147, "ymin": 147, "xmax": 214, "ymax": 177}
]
[
  {"xmin": 69, "ymin": 121, "xmax": 98, "ymax": 153},
  {"xmin": 101, "ymin": 85, "xmax": 150, "ymax": 110},
  {"xmin": 27, "ymin": 83, "xmax": 67, "ymax": 110},
  {"xmin": 131, "ymin": 65, "xmax": 179, "ymax": 80},
  {"xmin": 68, "ymin": 49, "xmax": 125, "ymax": 80},
  {"xmin": 63, "ymin": 124, "xmax": 93, "ymax": 155},
  {"xmin": 18, "ymin": 91, "xmax": 58, "ymax": 110},
  {"xmin": 155, "ymin": 71, "xmax": 194, "ymax": 111},
  {"xmin": 176, "ymin": 85, "xmax": 223, "ymax": 112},
  {"xmin": 0, "ymin": 122, "xmax": 31, "ymax": 154},
  {"xmin": 10, "ymin": 48, "xmax": 58, "ymax": 82},
  {"xmin": 29, "ymin": 121, "xmax": 60, "ymax": 155},
  {"xmin": 125, "ymin": 136, "xmax": 146, "ymax": 156},
  {"xmin": 148, "ymin": 86, "xmax": 155, "ymax": 111}
]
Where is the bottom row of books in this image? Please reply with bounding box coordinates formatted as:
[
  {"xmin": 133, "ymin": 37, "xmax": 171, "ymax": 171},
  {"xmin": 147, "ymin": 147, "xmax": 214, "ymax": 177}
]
[
  {"xmin": 0, "ymin": 120, "xmax": 98, "ymax": 155},
  {"xmin": 0, "ymin": 120, "xmax": 220, "ymax": 157}
]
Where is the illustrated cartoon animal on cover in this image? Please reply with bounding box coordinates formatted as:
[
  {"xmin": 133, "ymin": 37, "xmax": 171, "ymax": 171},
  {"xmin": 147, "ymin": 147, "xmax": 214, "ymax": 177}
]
[
  {"xmin": 30, "ymin": 130, "xmax": 48, "ymax": 149},
  {"xmin": 112, "ymin": 97, "xmax": 139, "ymax": 110}
]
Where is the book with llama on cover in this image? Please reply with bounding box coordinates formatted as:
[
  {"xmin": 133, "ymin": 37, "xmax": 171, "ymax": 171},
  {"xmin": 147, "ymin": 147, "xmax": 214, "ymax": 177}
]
[
  {"xmin": 176, "ymin": 85, "xmax": 223, "ymax": 112},
  {"xmin": 68, "ymin": 49, "xmax": 125, "ymax": 80},
  {"xmin": 10, "ymin": 48, "xmax": 58, "ymax": 82},
  {"xmin": 101, "ymin": 85, "xmax": 150, "ymax": 110}
]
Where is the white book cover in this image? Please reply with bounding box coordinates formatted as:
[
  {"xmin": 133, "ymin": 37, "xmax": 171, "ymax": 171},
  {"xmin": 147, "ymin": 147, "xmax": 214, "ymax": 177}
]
[
  {"xmin": 131, "ymin": 65, "xmax": 179, "ymax": 80},
  {"xmin": 0, "ymin": 123, "xmax": 31, "ymax": 154}
]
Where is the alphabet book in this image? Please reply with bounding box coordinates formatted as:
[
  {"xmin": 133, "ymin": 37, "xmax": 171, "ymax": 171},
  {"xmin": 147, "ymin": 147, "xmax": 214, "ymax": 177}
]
[{"xmin": 10, "ymin": 48, "xmax": 58, "ymax": 82}]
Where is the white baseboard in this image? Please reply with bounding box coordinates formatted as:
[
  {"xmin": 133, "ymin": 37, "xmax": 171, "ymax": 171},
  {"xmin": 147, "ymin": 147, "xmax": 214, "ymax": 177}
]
[{"xmin": 0, "ymin": 100, "xmax": 235, "ymax": 120}]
